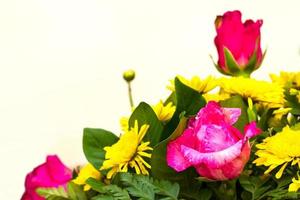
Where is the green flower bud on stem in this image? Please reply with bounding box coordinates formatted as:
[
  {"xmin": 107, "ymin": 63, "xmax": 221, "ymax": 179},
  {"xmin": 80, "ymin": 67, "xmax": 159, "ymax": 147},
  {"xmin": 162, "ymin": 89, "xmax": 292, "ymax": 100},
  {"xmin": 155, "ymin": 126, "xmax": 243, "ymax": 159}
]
[
  {"xmin": 123, "ymin": 70, "xmax": 135, "ymax": 82},
  {"xmin": 123, "ymin": 69, "xmax": 136, "ymax": 110}
]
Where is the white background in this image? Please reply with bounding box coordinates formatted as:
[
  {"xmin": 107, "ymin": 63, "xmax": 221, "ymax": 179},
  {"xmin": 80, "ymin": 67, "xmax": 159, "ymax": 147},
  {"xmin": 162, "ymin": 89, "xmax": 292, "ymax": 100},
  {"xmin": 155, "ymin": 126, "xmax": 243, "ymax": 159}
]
[{"xmin": 1, "ymin": 0, "xmax": 300, "ymax": 199}]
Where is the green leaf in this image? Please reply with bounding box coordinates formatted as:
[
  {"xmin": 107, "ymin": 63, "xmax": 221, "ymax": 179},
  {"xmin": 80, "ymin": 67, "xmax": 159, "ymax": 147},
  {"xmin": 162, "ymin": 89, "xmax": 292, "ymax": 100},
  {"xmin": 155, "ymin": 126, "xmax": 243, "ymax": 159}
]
[
  {"xmin": 83, "ymin": 128, "xmax": 118, "ymax": 169},
  {"xmin": 150, "ymin": 117, "xmax": 202, "ymax": 199},
  {"xmin": 174, "ymin": 77, "xmax": 206, "ymax": 117},
  {"xmin": 98, "ymin": 185, "xmax": 131, "ymax": 200},
  {"xmin": 36, "ymin": 186, "xmax": 70, "ymax": 200},
  {"xmin": 180, "ymin": 187, "xmax": 212, "ymax": 200},
  {"xmin": 164, "ymin": 92, "xmax": 177, "ymax": 105},
  {"xmin": 151, "ymin": 117, "xmax": 190, "ymax": 181},
  {"xmin": 220, "ymin": 95, "xmax": 249, "ymax": 132},
  {"xmin": 244, "ymin": 50, "xmax": 257, "ymax": 75},
  {"xmin": 67, "ymin": 182, "xmax": 88, "ymax": 200},
  {"xmin": 120, "ymin": 173, "xmax": 156, "ymax": 200},
  {"xmin": 86, "ymin": 178, "xmax": 131, "ymax": 200},
  {"xmin": 224, "ymin": 47, "xmax": 241, "ymax": 75},
  {"xmin": 129, "ymin": 102, "xmax": 164, "ymax": 146},
  {"xmin": 210, "ymin": 54, "xmax": 231, "ymax": 76},
  {"xmin": 153, "ymin": 179, "xmax": 179, "ymax": 200},
  {"xmin": 161, "ymin": 77, "xmax": 206, "ymax": 140},
  {"xmin": 85, "ymin": 178, "xmax": 106, "ymax": 193},
  {"xmin": 239, "ymin": 174, "xmax": 271, "ymax": 200},
  {"xmin": 119, "ymin": 173, "xmax": 179, "ymax": 200},
  {"xmin": 91, "ymin": 195, "xmax": 114, "ymax": 200},
  {"xmin": 259, "ymin": 177, "xmax": 300, "ymax": 200},
  {"xmin": 257, "ymin": 108, "xmax": 274, "ymax": 131}
]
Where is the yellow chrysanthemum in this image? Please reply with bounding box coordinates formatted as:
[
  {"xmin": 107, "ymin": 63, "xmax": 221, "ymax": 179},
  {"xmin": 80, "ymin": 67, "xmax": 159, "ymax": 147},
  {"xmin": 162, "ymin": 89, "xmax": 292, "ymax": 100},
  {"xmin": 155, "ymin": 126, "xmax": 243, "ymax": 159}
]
[
  {"xmin": 152, "ymin": 101, "xmax": 176, "ymax": 122},
  {"xmin": 73, "ymin": 163, "xmax": 102, "ymax": 191},
  {"xmin": 219, "ymin": 77, "xmax": 284, "ymax": 108},
  {"xmin": 167, "ymin": 75, "xmax": 218, "ymax": 93},
  {"xmin": 270, "ymin": 71, "xmax": 300, "ymax": 88},
  {"xmin": 253, "ymin": 126, "xmax": 300, "ymax": 179},
  {"xmin": 289, "ymin": 174, "xmax": 300, "ymax": 192},
  {"xmin": 101, "ymin": 121, "xmax": 152, "ymax": 179}
]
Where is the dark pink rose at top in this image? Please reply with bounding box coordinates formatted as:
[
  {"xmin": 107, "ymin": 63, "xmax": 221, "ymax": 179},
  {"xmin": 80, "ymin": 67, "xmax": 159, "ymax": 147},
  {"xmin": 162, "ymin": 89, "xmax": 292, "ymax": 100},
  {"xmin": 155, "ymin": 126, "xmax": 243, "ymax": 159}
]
[
  {"xmin": 21, "ymin": 155, "xmax": 72, "ymax": 200},
  {"xmin": 167, "ymin": 101, "xmax": 261, "ymax": 180},
  {"xmin": 214, "ymin": 10, "xmax": 263, "ymax": 76}
]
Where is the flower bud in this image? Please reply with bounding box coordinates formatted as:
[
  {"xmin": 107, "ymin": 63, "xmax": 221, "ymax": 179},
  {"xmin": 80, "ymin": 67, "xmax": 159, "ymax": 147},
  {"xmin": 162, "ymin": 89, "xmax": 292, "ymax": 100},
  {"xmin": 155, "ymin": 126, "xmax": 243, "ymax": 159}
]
[
  {"xmin": 214, "ymin": 10, "xmax": 264, "ymax": 77},
  {"xmin": 123, "ymin": 70, "xmax": 135, "ymax": 82}
]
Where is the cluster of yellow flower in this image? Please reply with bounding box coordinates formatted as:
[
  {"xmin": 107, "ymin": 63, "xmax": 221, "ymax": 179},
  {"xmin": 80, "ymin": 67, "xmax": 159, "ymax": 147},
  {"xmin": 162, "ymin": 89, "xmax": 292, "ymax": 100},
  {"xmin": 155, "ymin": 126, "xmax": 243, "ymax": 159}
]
[
  {"xmin": 72, "ymin": 71, "xmax": 300, "ymax": 192},
  {"xmin": 73, "ymin": 101, "xmax": 176, "ymax": 190}
]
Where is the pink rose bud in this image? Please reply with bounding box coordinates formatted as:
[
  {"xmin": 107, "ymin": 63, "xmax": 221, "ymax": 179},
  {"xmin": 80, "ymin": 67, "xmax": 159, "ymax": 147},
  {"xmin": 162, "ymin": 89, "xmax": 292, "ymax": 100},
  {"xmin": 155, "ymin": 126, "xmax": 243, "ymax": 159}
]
[
  {"xmin": 214, "ymin": 10, "xmax": 263, "ymax": 77},
  {"xmin": 167, "ymin": 101, "xmax": 261, "ymax": 180},
  {"xmin": 21, "ymin": 155, "xmax": 72, "ymax": 200}
]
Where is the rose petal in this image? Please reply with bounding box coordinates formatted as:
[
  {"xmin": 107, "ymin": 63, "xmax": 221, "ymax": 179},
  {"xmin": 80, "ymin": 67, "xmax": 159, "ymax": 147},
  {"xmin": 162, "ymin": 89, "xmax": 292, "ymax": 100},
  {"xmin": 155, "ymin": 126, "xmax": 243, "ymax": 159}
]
[
  {"xmin": 47, "ymin": 155, "xmax": 72, "ymax": 183},
  {"xmin": 195, "ymin": 101, "xmax": 225, "ymax": 126},
  {"xmin": 222, "ymin": 108, "xmax": 241, "ymax": 125},
  {"xmin": 244, "ymin": 121, "xmax": 261, "ymax": 139},
  {"xmin": 167, "ymin": 141, "xmax": 192, "ymax": 172},
  {"xmin": 166, "ymin": 128, "xmax": 195, "ymax": 171},
  {"xmin": 181, "ymin": 139, "xmax": 244, "ymax": 168},
  {"xmin": 196, "ymin": 125, "xmax": 239, "ymax": 152}
]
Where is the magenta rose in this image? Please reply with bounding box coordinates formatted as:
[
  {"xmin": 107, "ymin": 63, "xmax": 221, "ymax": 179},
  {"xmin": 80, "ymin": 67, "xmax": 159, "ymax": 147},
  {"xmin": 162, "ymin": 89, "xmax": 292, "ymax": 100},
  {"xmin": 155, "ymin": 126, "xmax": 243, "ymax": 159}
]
[
  {"xmin": 166, "ymin": 101, "xmax": 261, "ymax": 180},
  {"xmin": 214, "ymin": 10, "xmax": 263, "ymax": 76},
  {"xmin": 21, "ymin": 155, "xmax": 72, "ymax": 200}
]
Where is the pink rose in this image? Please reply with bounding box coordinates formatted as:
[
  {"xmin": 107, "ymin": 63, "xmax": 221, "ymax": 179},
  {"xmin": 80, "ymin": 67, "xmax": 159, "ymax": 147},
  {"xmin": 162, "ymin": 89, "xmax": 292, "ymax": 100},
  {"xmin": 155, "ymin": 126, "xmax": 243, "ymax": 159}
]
[
  {"xmin": 167, "ymin": 101, "xmax": 261, "ymax": 180},
  {"xmin": 214, "ymin": 10, "xmax": 263, "ymax": 76},
  {"xmin": 21, "ymin": 155, "xmax": 72, "ymax": 200}
]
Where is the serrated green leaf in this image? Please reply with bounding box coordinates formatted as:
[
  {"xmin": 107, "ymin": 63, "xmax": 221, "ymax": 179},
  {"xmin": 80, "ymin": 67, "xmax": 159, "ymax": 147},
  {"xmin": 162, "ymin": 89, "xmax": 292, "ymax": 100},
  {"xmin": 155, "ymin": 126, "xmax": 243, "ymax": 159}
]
[
  {"xmin": 36, "ymin": 186, "xmax": 70, "ymax": 200},
  {"xmin": 259, "ymin": 177, "xmax": 300, "ymax": 200},
  {"xmin": 129, "ymin": 102, "xmax": 164, "ymax": 146},
  {"xmin": 92, "ymin": 195, "xmax": 114, "ymax": 200},
  {"xmin": 239, "ymin": 174, "xmax": 271, "ymax": 200},
  {"xmin": 120, "ymin": 173, "xmax": 156, "ymax": 200},
  {"xmin": 83, "ymin": 128, "xmax": 118, "ymax": 169},
  {"xmin": 86, "ymin": 178, "xmax": 130, "ymax": 200},
  {"xmin": 119, "ymin": 173, "xmax": 180, "ymax": 200}
]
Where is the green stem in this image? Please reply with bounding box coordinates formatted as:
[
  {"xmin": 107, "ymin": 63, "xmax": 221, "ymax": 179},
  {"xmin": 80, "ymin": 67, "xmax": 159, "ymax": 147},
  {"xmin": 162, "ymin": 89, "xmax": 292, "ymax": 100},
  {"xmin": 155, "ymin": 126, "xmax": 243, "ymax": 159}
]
[{"xmin": 128, "ymin": 82, "xmax": 134, "ymax": 110}]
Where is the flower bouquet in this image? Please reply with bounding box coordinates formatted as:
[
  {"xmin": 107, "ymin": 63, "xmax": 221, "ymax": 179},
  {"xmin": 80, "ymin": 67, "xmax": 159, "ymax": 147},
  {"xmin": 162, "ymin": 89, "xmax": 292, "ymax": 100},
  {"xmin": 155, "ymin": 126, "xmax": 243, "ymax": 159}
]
[{"xmin": 22, "ymin": 10, "xmax": 300, "ymax": 200}]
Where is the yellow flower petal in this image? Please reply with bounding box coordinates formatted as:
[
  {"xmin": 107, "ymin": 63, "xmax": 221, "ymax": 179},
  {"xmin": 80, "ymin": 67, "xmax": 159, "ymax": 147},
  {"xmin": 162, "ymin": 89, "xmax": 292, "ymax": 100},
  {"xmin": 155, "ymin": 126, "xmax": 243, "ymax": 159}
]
[
  {"xmin": 289, "ymin": 176, "xmax": 300, "ymax": 192},
  {"xmin": 73, "ymin": 163, "xmax": 102, "ymax": 191},
  {"xmin": 275, "ymin": 162, "xmax": 288, "ymax": 179},
  {"xmin": 153, "ymin": 101, "xmax": 176, "ymax": 122}
]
